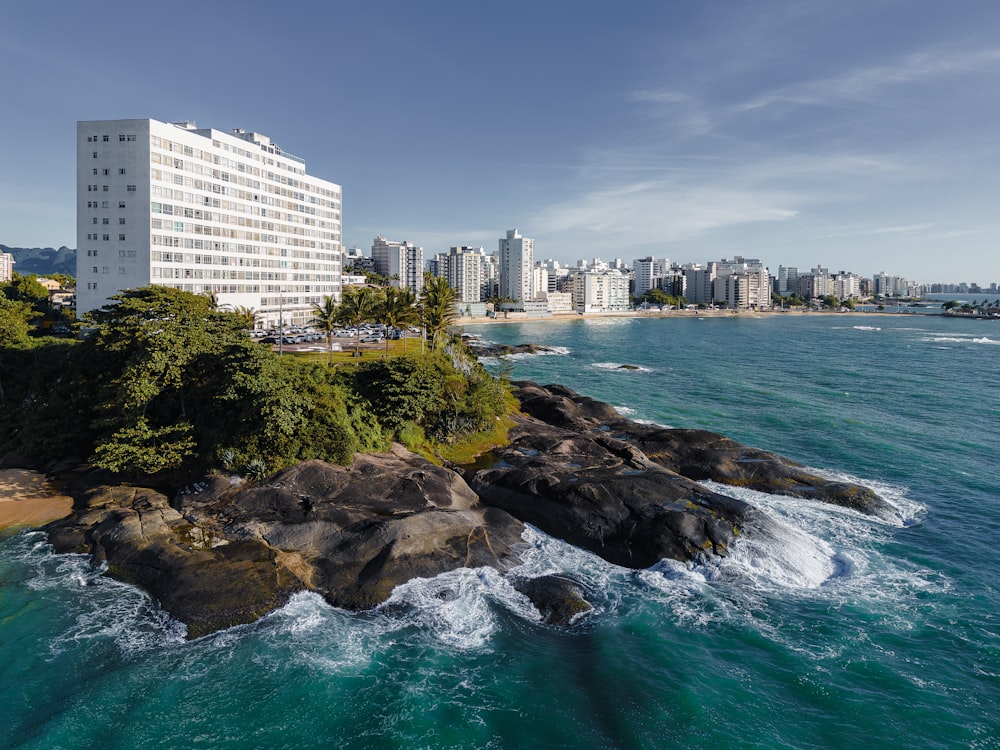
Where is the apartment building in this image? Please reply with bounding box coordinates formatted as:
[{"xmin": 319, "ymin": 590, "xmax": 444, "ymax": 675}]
[
  {"xmin": 574, "ymin": 270, "xmax": 630, "ymax": 313},
  {"xmin": 498, "ymin": 229, "xmax": 534, "ymax": 308},
  {"xmin": 76, "ymin": 119, "xmax": 343, "ymax": 327},
  {"xmin": 0, "ymin": 252, "xmax": 13, "ymax": 283},
  {"xmin": 371, "ymin": 236, "xmax": 424, "ymax": 295}
]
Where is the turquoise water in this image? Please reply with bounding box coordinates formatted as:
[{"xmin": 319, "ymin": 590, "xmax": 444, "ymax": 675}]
[{"xmin": 2, "ymin": 314, "xmax": 999, "ymax": 749}]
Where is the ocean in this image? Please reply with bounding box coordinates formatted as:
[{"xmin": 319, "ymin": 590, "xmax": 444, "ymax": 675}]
[{"xmin": 2, "ymin": 313, "xmax": 998, "ymax": 749}]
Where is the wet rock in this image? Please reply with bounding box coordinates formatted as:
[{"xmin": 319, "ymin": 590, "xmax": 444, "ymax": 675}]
[
  {"xmin": 46, "ymin": 448, "xmax": 525, "ymax": 637},
  {"xmin": 513, "ymin": 574, "xmax": 594, "ymax": 626},
  {"xmin": 510, "ymin": 381, "xmax": 892, "ymax": 519}
]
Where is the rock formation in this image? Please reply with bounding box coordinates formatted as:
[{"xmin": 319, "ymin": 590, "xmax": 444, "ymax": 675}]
[
  {"xmin": 43, "ymin": 380, "xmax": 888, "ymax": 638},
  {"xmin": 46, "ymin": 448, "xmax": 525, "ymax": 638}
]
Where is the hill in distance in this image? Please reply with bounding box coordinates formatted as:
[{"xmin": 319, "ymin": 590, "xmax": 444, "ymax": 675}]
[{"xmin": 1, "ymin": 245, "xmax": 76, "ymax": 277}]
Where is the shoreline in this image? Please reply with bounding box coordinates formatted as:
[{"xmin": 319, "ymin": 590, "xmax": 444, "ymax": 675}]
[
  {"xmin": 455, "ymin": 307, "xmax": 945, "ymax": 326},
  {"xmin": 0, "ymin": 469, "xmax": 74, "ymax": 532}
]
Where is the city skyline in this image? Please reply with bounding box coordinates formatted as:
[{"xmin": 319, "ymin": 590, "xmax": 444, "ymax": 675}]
[{"xmin": 3, "ymin": 1, "xmax": 1000, "ymax": 284}]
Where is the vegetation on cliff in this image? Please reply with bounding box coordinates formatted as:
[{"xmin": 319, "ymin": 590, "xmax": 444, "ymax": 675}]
[{"xmin": 0, "ymin": 285, "xmax": 511, "ymax": 479}]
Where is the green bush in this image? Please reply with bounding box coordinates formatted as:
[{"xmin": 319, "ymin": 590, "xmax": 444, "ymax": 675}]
[{"xmin": 397, "ymin": 421, "xmax": 426, "ymax": 451}]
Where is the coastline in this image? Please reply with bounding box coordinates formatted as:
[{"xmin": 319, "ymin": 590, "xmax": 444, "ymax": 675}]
[
  {"xmin": 455, "ymin": 307, "xmax": 936, "ymax": 326},
  {"xmin": 0, "ymin": 469, "xmax": 74, "ymax": 532}
]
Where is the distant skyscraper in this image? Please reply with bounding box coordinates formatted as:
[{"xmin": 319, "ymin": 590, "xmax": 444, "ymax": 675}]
[
  {"xmin": 75, "ymin": 118, "xmax": 343, "ymax": 327},
  {"xmin": 498, "ymin": 229, "xmax": 534, "ymax": 307},
  {"xmin": 371, "ymin": 236, "xmax": 424, "ymax": 295}
]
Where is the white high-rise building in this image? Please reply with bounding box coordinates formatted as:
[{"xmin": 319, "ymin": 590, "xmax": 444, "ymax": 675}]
[
  {"xmin": 436, "ymin": 246, "xmax": 489, "ymax": 303},
  {"xmin": 0, "ymin": 252, "xmax": 14, "ymax": 283},
  {"xmin": 498, "ymin": 229, "xmax": 534, "ymax": 307},
  {"xmin": 574, "ymin": 270, "xmax": 630, "ymax": 313},
  {"xmin": 76, "ymin": 119, "xmax": 342, "ymax": 327},
  {"xmin": 371, "ymin": 236, "xmax": 424, "ymax": 295},
  {"xmin": 633, "ymin": 256, "xmax": 669, "ymax": 298}
]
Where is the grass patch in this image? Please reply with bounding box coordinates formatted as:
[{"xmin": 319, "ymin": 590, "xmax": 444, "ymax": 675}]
[
  {"xmin": 434, "ymin": 414, "xmax": 517, "ymax": 465},
  {"xmin": 278, "ymin": 338, "xmax": 424, "ymax": 365}
]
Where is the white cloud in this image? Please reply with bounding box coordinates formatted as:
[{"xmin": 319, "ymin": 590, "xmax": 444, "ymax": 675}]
[
  {"xmin": 734, "ymin": 46, "xmax": 1000, "ymax": 112},
  {"xmin": 531, "ymin": 181, "xmax": 797, "ymax": 242}
]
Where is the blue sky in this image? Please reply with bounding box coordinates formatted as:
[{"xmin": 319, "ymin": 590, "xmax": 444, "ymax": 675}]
[{"xmin": 3, "ymin": 0, "xmax": 999, "ymax": 284}]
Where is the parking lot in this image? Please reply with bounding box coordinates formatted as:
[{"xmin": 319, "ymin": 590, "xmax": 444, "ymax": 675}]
[{"xmin": 249, "ymin": 325, "xmax": 422, "ymax": 352}]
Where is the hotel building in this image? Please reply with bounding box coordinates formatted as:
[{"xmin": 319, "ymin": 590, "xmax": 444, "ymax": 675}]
[{"xmin": 76, "ymin": 119, "xmax": 343, "ymax": 328}]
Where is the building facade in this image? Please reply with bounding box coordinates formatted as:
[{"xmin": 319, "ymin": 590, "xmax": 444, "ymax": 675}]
[
  {"xmin": 498, "ymin": 229, "xmax": 534, "ymax": 308},
  {"xmin": 371, "ymin": 236, "xmax": 424, "ymax": 295},
  {"xmin": 0, "ymin": 252, "xmax": 13, "ymax": 283},
  {"xmin": 76, "ymin": 119, "xmax": 343, "ymax": 327},
  {"xmin": 633, "ymin": 256, "xmax": 669, "ymax": 298},
  {"xmin": 438, "ymin": 246, "xmax": 489, "ymax": 303},
  {"xmin": 573, "ymin": 270, "xmax": 630, "ymax": 313}
]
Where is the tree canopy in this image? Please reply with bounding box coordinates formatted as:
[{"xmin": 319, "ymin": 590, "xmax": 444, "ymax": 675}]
[{"xmin": 1, "ymin": 285, "xmax": 511, "ymax": 480}]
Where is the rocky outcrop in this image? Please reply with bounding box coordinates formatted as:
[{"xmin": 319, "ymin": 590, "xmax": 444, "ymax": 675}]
[
  {"xmin": 42, "ymin": 381, "xmax": 887, "ymax": 638},
  {"xmin": 509, "ymin": 381, "xmax": 893, "ymax": 519},
  {"xmin": 512, "ymin": 574, "xmax": 594, "ymax": 626},
  {"xmin": 464, "ymin": 340, "xmax": 558, "ymax": 358},
  {"xmin": 46, "ymin": 448, "xmax": 526, "ymax": 638},
  {"xmin": 469, "ymin": 411, "xmax": 754, "ymax": 569}
]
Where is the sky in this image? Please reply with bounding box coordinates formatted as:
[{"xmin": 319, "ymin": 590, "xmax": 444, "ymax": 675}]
[{"xmin": 2, "ymin": 0, "xmax": 1000, "ymax": 285}]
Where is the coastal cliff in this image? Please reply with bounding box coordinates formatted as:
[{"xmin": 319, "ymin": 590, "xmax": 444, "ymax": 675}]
[{"xmin": 43, "ymin": 381, "xmax": 886, "ymax": 637}]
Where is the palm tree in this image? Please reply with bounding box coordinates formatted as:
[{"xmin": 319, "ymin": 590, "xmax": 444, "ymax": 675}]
[
  {"xmin": 380, "ymin": 286, "xmax": 419, "ymax": 355},
  {"xmin": 420, "ymin": 276, "xmax": 458, "ymax": 350},
  {"xmin": 337, "ymin": 286, "xmax": 377, "ymax": 358},
  {"xmin": 229, "ymin": 305, "xmax": 258, "ymax": 331},
  {"xmin": 311, "ymin": 295, "xmax": 339, "ymax": 363}
]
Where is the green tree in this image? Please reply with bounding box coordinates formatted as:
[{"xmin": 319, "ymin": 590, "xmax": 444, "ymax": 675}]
[
  {"xmin": 230, "ymin": 305, "xmax": 258, "ymax": 331},
  {"xmin": 337, "ymin": 286, "xmax": 377, "ymax": 357},
  {"xmin": 0, "ymin": 296, "xmax": 33, "ymax": 346},
  {"xmin": 311, "ymin": 294, "xmax": 340, "ymax": 363},
  {"xmin": 380, "ymin": 286, "xmax": 418, "ymax": 354},
  {"xmin": 84, "ymin": 286, "xmax": 249, "ymax": 475},
  {"xmin": 420, "ymin": 276, "xmax": 458, "ymax": 349},
  {"xmin": 2, "ymin": 272, "xmax": 50, "ymax": 314}
]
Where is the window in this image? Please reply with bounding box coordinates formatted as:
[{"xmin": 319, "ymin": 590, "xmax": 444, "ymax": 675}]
[
  {"xmin": 127, "ymin": 185, "xmax": 136, "ymax": 192},
  {"xmin": 92, "ymin": 266, "xmax": 98, "ymax": 273},
  {"xmin": 88, "ymin": 282, "xmax": 97, "ymax": 290},
  {"xmin": 119, "ymin": 218, "xmax": 126, "ymax": 225},
  {"xmin": 119, "ymin": 168, "xmax": 126, "ymax": 175},
  {"xmin": 102, "ymin": 201, "xmax": 109, "ymax": 208},
  {"xmin": 119, "ymin": 201, "xmax": 126, "ymax": 208},
  {"xmin": 102, "ymin": 234, "xmax": 109, "ymax": 241},
  {"xmin": 102, "ymin": 135, "xmax": 109, "ymax": 142},
  {"xmin": 102, "ymin": 185, "xmax": 109, "ymax": 192},
  {"xmin": 119, "ymin": 135, "xmax": 125, "ymax": 142},
  {"xmin": 92, "ymin": 217, "xmax": 98, "ymax": 224},
  {"xmin": 118, "ymin": 267, "xmax": 126, "ymax": 274},
  {"xmin": 93, "ymin": 152, "xmax": 98, "ymax": 158},
  {"xmin": 127, "ymin": 134, "xmax": 136, "ymax": 142},
  {"xmin": 103, "ymin": 169, "xmax": 109, "ymax": 176},
  {"xmin": 118, "ymin": 234, "xmax": 125, "ymax": 241},
  {"xmin": 92, "ymin": 168, "xmax": 98, "ymax": 175},
  {"xmin": 102, "ymin": 218, "xmax": 109, "ymax": 225}
]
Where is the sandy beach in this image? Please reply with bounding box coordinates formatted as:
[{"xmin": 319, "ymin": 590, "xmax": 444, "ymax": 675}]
[{"xmin": 0, "ymin": 469, "xmax": 74, "ymax": 531}]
